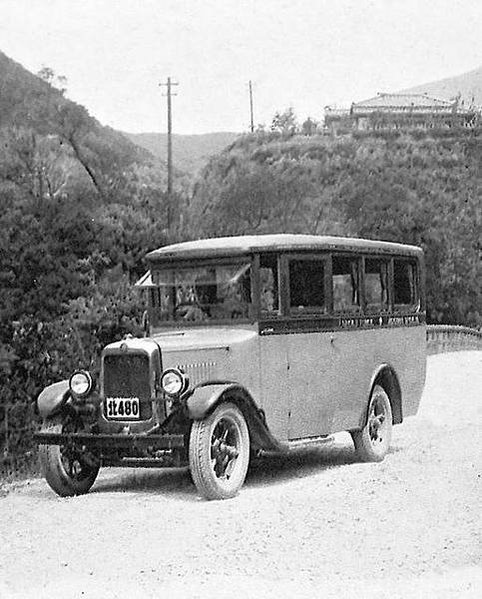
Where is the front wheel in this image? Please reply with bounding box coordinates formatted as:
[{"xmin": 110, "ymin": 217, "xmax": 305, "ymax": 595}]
[
  {"xmin": 351, "ymin": 385, "xmax": 392, "ymax": 462},
  {"xmin": 189, "ymin": 402, "xmax": 250, "ymax": 500},
  {"xmin": 39, "ymin": 414, "xmax": 100, "ymax": 497}
]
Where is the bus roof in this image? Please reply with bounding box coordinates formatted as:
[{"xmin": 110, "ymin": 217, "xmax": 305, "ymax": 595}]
[{"xmin": 146, "ymin": 234, "xmax": 423, "ymax": 262}]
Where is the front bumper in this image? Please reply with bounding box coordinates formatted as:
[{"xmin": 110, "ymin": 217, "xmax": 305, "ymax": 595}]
[{"xmin": 34, "ymin": 431, "xmax": 185, "ymax": 450}]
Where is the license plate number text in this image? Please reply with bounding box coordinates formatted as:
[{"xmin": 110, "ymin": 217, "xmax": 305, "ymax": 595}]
[{"xmin": 106, "ymin": 397, "xmax": 140, "ymax": 420}]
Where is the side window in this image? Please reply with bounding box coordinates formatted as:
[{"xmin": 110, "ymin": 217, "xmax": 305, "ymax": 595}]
[
  {"xmin": 365, "ymin": 258, "xmax": 389, "ymax": 311},
  {"xmin": 149, "ymin": 282, "xmax": 173, "ymax": 324},
  {"xmin": 259, "ymin": 254, "xmax": 279, "ymax": 316},
  {"xmin": 289, "ymin": 259, "xmax": 325, "ymax": 313},
  {"xmin": 332, "ymin": 255, "xmax": 360, "ymax": 312},
  {"xmin": 394, "ymin": 259, "xmax": 417, "ymax": 306}
]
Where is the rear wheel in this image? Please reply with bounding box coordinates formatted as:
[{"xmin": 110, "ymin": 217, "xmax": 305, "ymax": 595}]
[
  {"xmin": 189, "ymin": 402, "xmax": 250, "ymax": 500},
  {"xmin": 39, "ymin": 414, "xmax": 100, "ymax": 497},
  {"xmin": 351, "ymin": 385, "xmax": 392, "ymax": 462}
]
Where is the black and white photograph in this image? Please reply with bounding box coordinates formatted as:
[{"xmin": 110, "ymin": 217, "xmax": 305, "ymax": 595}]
[{"xmin": 0, "ymin": 1, "xmax": 481, "ymax": 597}]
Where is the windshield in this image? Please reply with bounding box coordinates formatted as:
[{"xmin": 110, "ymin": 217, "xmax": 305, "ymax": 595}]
[{"xmin": 150, "ymin": 262, "xmax": 253, "ymax": 323}]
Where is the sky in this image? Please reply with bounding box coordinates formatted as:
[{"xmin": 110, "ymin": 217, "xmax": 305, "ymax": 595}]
[{"xmin": 1, "ymin": 0, "xmax": 481, "ymax": 135}]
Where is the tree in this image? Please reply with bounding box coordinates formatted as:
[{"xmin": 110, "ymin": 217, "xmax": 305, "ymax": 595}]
[
  {"xmin": 270, "ymin": 107, "xmax": 298, "ymax": 136},
  {"xmin": 37, "ymin": 66, "xmax": 68, "ymax": 95},
  {"xmin": 189, "ymin": 128, "xmax": 481, "ymax": 327}
]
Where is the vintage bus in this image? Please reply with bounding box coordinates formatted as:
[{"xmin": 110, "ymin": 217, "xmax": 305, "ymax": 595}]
[{"xmin": 36, "ymin": 235, "xmax": 426, "ymax": 500}]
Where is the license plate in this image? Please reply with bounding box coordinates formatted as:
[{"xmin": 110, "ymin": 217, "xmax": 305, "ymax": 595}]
[{"xmin": 105, "ymin": 397, "xmax": 140, "ymax": 420}]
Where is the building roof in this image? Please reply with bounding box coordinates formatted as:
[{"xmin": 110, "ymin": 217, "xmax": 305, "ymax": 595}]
[
  {"xmin": 145, "ymin": 234, "xmax": 422, "ymax": 262},
  {"xmin": 324, "ymin": 107, "xmax": 351, "ymax": 116},
  {"xmin": 352, "ymin": 93, "xmax": 455, "ymax": 112}
]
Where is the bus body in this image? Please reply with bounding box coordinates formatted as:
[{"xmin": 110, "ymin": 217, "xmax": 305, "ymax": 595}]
[{"xmin": 35, "ymin": 235, "xmax": 426, "ymax": 500}]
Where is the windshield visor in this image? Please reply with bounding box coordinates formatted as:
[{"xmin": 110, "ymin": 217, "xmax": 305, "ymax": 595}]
[{"xmin": 149, "ymin": 262, "xmax": 253, "ymax": 323}]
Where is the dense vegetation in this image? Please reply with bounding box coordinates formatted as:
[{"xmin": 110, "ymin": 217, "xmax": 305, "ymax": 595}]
[
  {"xmin": 0, "ymin": 52, "xmax": 182, "ymax": 474},
  {"xmin": 190, "ymin": 126, "xmax": 481, "ymax": 326},
  {"xmin": 0, "ymin": 51, "xmax": 480, "ymax": 476}
]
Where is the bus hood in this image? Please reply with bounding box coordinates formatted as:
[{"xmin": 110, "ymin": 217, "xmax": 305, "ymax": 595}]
[{"xmin": 151, "ymin": 326, "xmax": 258, "ymax": 352}]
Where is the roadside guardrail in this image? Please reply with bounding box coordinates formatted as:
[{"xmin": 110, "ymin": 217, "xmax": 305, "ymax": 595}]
[{"xmin": 427, "ymin": 325, "xmax": 482, "ymax": 354}]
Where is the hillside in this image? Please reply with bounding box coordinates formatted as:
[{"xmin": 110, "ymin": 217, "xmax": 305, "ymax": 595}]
[
  {"xmin": 0, "ymin": 50, "xmax": 235, "ymax": 179},
  {"xmin": 401, "ymin": 64, "xmax": 482, "ymax": 107},
  {"xmin": 124, "ymin": 131, "xmax": 239, "ymax": 174},
  {"xmin": 0, "ymin": 49, "xmax": 174, "ymax": 203},
  {"xmin": 0, "ymin": 49, "xmax": 153, "ymax": 168},
  {"xmin": 190, "ymin": 128, "xmax": 481, "ymax": 327},
  {"xmin": 0, "ymin": 49, "xmax": 188, "ymax": 477}
]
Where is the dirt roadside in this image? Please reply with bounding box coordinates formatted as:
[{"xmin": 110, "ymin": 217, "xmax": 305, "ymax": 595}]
[{"xmin": 1, "ymin": 352, "xmax": 481, "ymax": 599}]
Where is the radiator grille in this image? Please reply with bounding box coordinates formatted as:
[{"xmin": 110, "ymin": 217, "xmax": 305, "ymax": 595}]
[{"xmin": 103, "ymin": 353, "xmax": 152, "ymax": 420}]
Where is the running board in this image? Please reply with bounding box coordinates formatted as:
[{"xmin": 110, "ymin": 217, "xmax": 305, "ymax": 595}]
[
  {"xmin": 287, "ymin": 435, "xmax": 334, "ymax": 451},
  {"xmin": 259, "ymin": 434, "xmax": 335, "ymax": 456}
]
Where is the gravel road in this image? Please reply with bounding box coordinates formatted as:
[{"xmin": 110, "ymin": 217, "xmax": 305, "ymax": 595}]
[{"xmin": 1, "ymin": 351, "xmax": 481, "ymax": 599}]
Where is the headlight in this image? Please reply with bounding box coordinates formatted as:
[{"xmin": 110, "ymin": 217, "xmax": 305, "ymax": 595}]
[
  {"xmin": 161, "ymin": 368, "xmax": 188, "ymax": 397},
  {"xmin": 69, "ymin": 370, "xmax": 93, "ymax": 397}
]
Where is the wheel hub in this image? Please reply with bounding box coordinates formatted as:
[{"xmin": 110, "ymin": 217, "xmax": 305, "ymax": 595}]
[
  {"xmin": 211, "ymin": 421, "xmax": 240, "ymax": 479},
  {"xmin": 369, "ymin": 400, "xmax": 386, "ymax": 444}
]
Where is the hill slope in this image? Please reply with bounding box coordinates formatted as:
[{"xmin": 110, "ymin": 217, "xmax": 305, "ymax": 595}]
[
  {"xmin": 190, "ymin": 128, "xmax": 481, "ymax": 327},
  {"xmin": 0, "ymin": 49, "xmax": 151, "ymax": 162},
  {"xmin": 124, "ymin": 131, "xmax": 239, "ymax": 174},
  {"xmin": 401, "ymin": 65, "xmax": 482, "ymax": 106},
  {"xmin": 0, "ymin": 49, "xmax": 166, "ymax": 199}
]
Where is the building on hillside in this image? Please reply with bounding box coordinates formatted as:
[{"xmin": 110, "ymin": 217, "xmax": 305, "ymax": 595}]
[{"xmin": 324, "ymin": 92, "xmax": 479, "ymax": 134}]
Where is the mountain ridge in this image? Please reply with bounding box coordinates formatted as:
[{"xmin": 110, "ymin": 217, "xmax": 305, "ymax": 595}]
[
  {"xmin": 123, "ymin": 131, "xmax": 239, "ymax": 174},
  {"xmin": 3, "ymin": 47, "xmax": 480, "ymax": 180},
  {"xmin": 400, "ymin": 65, "xmax": 482, "ymax": 106}
]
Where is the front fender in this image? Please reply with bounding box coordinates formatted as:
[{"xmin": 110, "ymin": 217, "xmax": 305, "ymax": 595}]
[
  {"xmin": 37, "ymin": 380, "xmax": 70, "ymax": 419},
  {"xmin": 186, "ymin": 383, "xmax": 283, "ymax": 452},
  {"xmin": 187, "ymin": 383, "xmax": 237, "ymax": 420}
]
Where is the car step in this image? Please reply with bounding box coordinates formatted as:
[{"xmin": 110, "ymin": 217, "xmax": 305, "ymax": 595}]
[
  {"xmin": 287, "ymin": 435, "xmax": 335, "ymax": 451},
  {"xmin": 258, "ymin": 434, "xmax": 335, "ymax": 456}
]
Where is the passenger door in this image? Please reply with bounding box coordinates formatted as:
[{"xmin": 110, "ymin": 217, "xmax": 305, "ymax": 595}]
[
  {"xmin": 283, "ymin": 255, "xmax": 334, "ymax": 439},
  {"xmin": 257, "ymin": 253, "xmax": 291, "ymax": 441}
]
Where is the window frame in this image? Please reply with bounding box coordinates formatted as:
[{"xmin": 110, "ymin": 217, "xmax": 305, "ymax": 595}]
[
  {"xmin": 283, "ymin": 253, "xmax": 330, "ymax": 317},
  {"xmin": 392, "ymin": 257, "xmax": 420, "ymax": 311},
  {"xmin": 256, "ymin": 252, "xmax": 282, "ymax": 320},
  {"xmin": 362, "ymin": 255, "xmax": 391, "ymax": 314},
  {"xmin": 149, "ymin": 256, "xmax": 257, "ymax": 327},
  {"xmin": 330, "ymin": 252, "xmax": 363, "ymax": 315}
]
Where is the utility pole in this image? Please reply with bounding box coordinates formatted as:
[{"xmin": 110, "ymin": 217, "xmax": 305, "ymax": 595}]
[
  {"xmin": 249, "ymin": 80, "xmax": 254, "ymax": 133},
  {"xmin": 159, "ymin": 76, "xmax": 178, "ymax": 229}
]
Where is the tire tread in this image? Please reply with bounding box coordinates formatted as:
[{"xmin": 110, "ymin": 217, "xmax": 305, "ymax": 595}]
[
  {"xmin": 39, "ymin": 416, "xmax": 99, "ymax": 497},
  {"xmin": 351, "ymin": 385, "xmax": 392, "ymax": 463},
  {"xmin": 189, "ymin": 402, "xmax": 249, "ymax": 500}
]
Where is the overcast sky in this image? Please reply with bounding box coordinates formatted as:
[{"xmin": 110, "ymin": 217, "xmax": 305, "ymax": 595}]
[{"xmin": 1, "ymin": 0, "xmax": 481, "ymax": 134}]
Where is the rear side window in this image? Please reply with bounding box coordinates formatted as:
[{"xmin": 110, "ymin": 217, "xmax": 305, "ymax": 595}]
[
  {"xmin": 332, "ymin": 256, "xmax": 360, "ymax": 312},
  {"xmin": 289, "ymin": 259, "xmax": 325, "ymax": 313},
  {"xmin": 365, "ymin": 258, "xmax": 389, "ymax": 310},
  {"xmin": 393, "ymin": 260, "xmax": 417, "ymax": 306}
]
